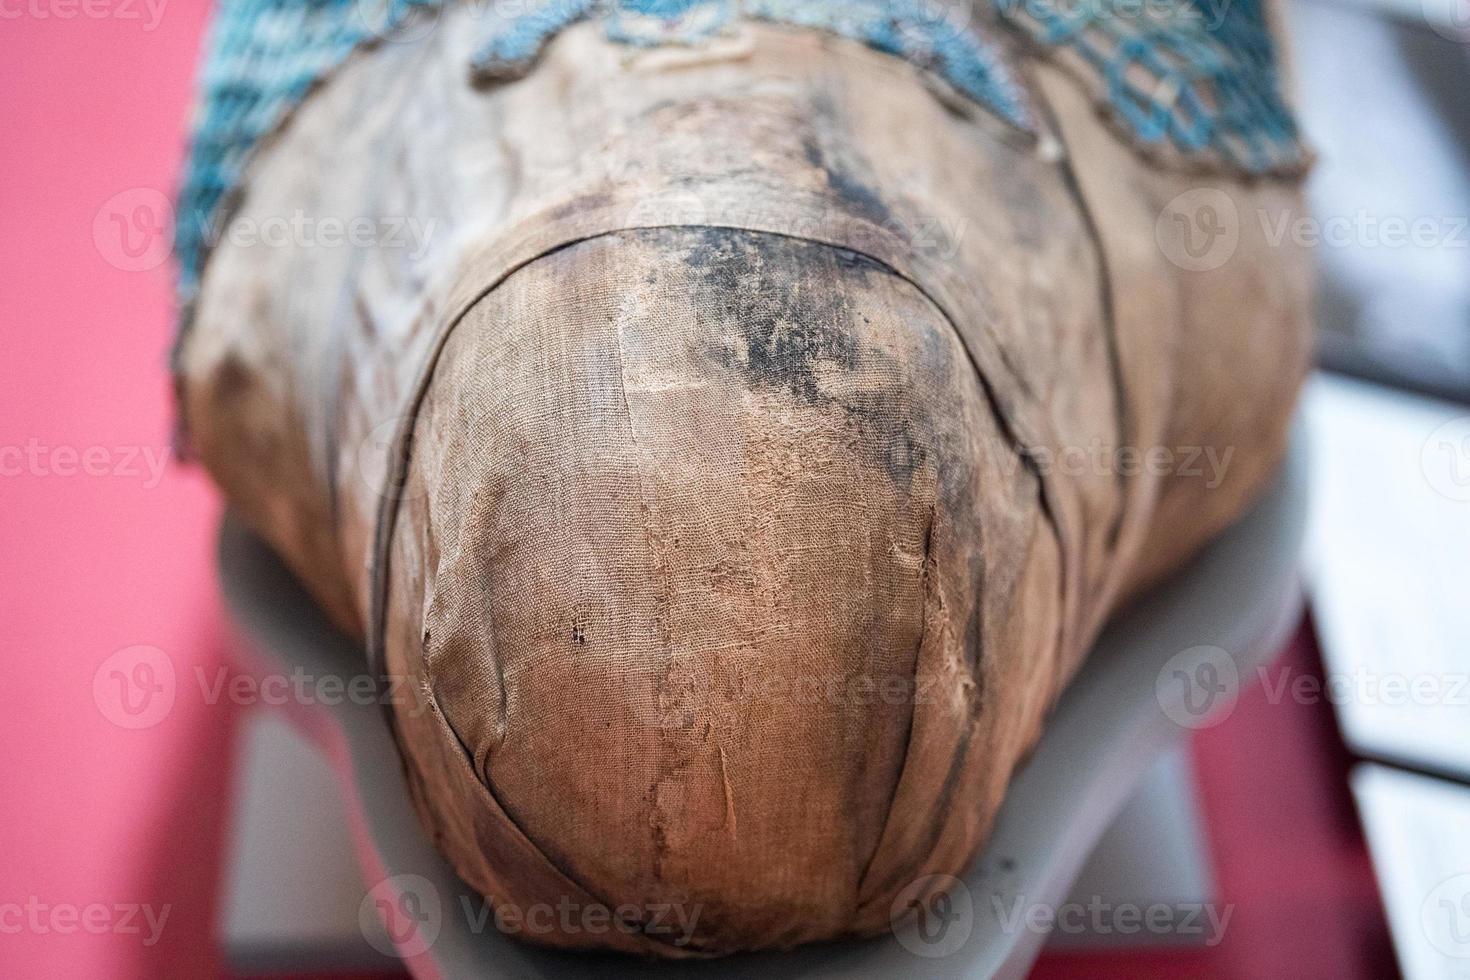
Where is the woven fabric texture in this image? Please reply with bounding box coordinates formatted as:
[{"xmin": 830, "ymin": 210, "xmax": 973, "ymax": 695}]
[
  {"xmin": 171, "ymin": 16, "xmax": 1315, "ymax": 952},
  {"xmin": 997, "ymin": 0, "xmax": 1304, "ymax": 173},
  {"xmin": 173, "ymin": 0, "xmax": 1304, "ymax": 311}
]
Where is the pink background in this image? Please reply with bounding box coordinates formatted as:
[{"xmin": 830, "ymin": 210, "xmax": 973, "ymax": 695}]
[
  {"xmin": 0, "ymin": 5, "xmax": 1395, "ymax": 979},
  {"xmin": 1, "ymin": 4, "xmax": 234, "ymax": 976}
]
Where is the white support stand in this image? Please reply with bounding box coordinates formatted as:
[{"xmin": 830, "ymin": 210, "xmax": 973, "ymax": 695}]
[{"xmin": 218, "ymin": 428, "xmax": 1306, "ymax": 978}]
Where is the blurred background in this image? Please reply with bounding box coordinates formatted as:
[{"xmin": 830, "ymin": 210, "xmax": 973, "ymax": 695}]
[{"xmin": 1, "ymin": 0, "xmax": 1467, "ymax": 977}]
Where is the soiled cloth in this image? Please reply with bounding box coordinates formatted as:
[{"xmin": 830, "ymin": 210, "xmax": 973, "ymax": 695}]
[
  {"xmin": 173, "ymin": 0, "xmax": 1305, "ymax": 321},
  {"xmin": 174, "ymin": 2, "xmax": 1313, "ymax": 958}
]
